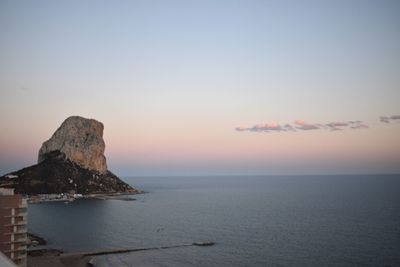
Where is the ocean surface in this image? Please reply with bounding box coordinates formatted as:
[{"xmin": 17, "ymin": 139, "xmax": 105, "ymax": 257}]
[{"xmin": 28, "ymin": 175, "xmax": 400, "ymax": 267}]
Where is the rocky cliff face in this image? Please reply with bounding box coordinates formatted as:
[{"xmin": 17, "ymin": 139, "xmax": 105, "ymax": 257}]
[
  {"xmin": 0, "ymin": 116, "xmax": 140, "ymax": 195},
  {"xmin": 38, "ymin": 116, "xmax": 107, "ymax": 174}
]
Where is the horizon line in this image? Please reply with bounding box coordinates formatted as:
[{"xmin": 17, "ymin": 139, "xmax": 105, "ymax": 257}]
[{"xmin": 119, "ymin": 173, "xmax": 400, "ymax": 178}]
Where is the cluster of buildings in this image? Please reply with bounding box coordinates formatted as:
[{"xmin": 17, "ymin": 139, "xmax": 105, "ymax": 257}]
[
  {"xmin": 28, "ymin": 192, "xmax": 83, "ymax": 204},
  {"xmin": 0, "ymin": 188, "xmax": 27, "ymax": 267}
]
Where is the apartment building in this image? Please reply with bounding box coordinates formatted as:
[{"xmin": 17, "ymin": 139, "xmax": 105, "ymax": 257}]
[{"xmin": 0, "ymin": 188, "xmax": 27, "ymax": 267}]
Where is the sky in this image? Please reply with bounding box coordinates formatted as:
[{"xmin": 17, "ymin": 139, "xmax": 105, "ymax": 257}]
[{"xmin": 1, "ymin": 0, "xmax": 400, "ymax": 176}]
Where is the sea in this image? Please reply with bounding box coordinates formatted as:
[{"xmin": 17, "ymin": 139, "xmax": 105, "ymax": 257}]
[{"xmin": 28, "ymin": 175, "xmax": 400, "ymax": 267}]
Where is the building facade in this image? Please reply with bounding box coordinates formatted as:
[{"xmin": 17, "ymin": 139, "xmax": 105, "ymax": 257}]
[{"xmin": 0, "ymin": 188, "xmax": 27, "ymax": 267}]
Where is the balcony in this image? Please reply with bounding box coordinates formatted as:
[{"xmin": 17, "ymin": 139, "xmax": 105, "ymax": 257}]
[
  {"xmin": 15, "ymin": 208, "xmax": 27, "ymax": 215},
  {"xmin": 14, "ymin": 233, "xmax": 27, "ymax": 238},
  {"xmin": 4, "ymin": 213, "xmax": 26, "ymax": 218},
  {"xmin": 4, "ymin": 246, "xmax": 26, "ymax": 253},
  {"xmin": 5, "ymin": 236, "xmax": 27, "ymax": 244},
  {"xmin": 4, "ymin": 240, "xmax": 27, "ymax": 245},
  {"xmin": 16, "ymin": 235, "xmax": 27, "ymax": 242},
  {"xmin": 13, "ymin": 253, "xmax": 27, "ymax": 260},
  {"xmin": 3, "ymin": 200, "xmax": 27, "ymax": 210},
  {"xmin": 5, "ymin": 221, "xmax": 27, "ymax": 227},
  {"xmin": 13, "ymin": 245, "xmax": 27, "ymax": 252},
  {"xmin": 16, "ymin": 226, "xmax": 27, "ymax": 232}
]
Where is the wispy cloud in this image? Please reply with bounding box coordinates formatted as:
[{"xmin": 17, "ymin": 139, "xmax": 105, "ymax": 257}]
[
  {"xmin": 326, "ymin": 121, "xmax": 348, "ymax": 127},
  {"xmin": 283, "ymin": 124, "xmax": 296, "ymax": 132},
  {"xmin": 325, "ymin": 121, "xmax": 349, "ymax": 131},
  {"xmin": 235, "ymin": 127, "xmax": 248, "ymax": 132},
  {"xmin": 350, "ymin": 123, "xmax": 369, "ymax": 129},
  {"xmin": 250, "ymin": 122, "xmax": 284, "ymax": 132},
  {"xmin": 237, "ymin": 122, "xmax": 286, "ymax": 132},
  {"xmin": 380, "ymin": 116, "xmax": 390, "ymax": 123},
  {"xmin": 236, "ymin": 119, "xmax": 369, "ymax": 133},
  {"xmin": 294, "ymin": 120, "xmax": 320, "ymax": 130},
  {"xmin": 380, "ymin": 115, "xmax": 400, "ymax": 123},
  {"xmin": 392, "ymin": 115, "xmax": 400, "ymax": 120}
]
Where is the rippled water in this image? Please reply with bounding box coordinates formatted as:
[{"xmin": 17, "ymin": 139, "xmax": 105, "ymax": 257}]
[{"xmin": 28, "ymin": 175, "xmax": 400, "ymax": 266}]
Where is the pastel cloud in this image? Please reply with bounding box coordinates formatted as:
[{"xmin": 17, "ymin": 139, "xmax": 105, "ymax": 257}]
[
  {"xmin": 380, "ymin": 115, "xmax": 400, "ymax": 123},
  {"xmin": 294, "ymin": 120, "xmax": 320, "ymax": 130},
  {"xmin": 325, "ymin": 121, "xmax": 349, "ymax": 131},
  {"xmin": 380, "ymin": 116, "xmax": 390, "ymax": 123},
  {"xmin": 283, "ymin": 124, "xmax": 296, "ymax": 132},
  {"xmin": 236, "ymin": 119, "xmax": 369, "ymax": 133},
  {"xmin": 350, "ymin": 123, "xmax": 369, "ymax": 129},
  {"xmin": 326, "ymin": 122, "xmax": 348, "ymax": 127},
  {"xmin": 236, "ymin": 122, "xmax": 286, "ymax": 132},
  {"xmin": 235, "ymin": 127, "xmax": 248, "ymax": 132},
  {"xmin": 248, "ymin": 122, "xmax": 286, "ymax": 132}
]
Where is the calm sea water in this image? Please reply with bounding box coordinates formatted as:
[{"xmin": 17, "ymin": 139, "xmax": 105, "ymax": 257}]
[{"xmin": 28, "ymin": 175, "xmax": 400, "ymax": 267}]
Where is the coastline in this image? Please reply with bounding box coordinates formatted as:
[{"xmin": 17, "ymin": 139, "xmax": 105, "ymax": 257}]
[{"xmin": 27, "ymin": 191, "xmax": 143, "ymax": 204}]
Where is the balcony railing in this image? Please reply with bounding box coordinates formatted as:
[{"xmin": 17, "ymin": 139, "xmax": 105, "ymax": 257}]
[
  {"xmin": 13, "ymin": 245, "xmax": 27, "ymax": 252},
  {"xmin": 16, "ymin": 226, "xmax": 27, "ymax": 232},
  {"xmin": 13, "ymin": 253, "xmax": 27, "ymax": 260},
  {"xmin": 4, "ymin": 219, "xmax": 27, "ymax": 227},
  {"xmin": 4, "ymin": 246, "xmax": 26, "ymax": 253},
  {"xmin": 4, "ymin": 239, "xmax": 27, "ymax": 245},
  {"xmin": 5, "ymin": 229, "xmax": 26, "ymax": 235},
  {"xmin": 4, "ymin": 213, "xmax": 26, "ymax": 218},
  {"xmin": 3, "ymin": 203, "xmax": 27, "ymax": 210}
]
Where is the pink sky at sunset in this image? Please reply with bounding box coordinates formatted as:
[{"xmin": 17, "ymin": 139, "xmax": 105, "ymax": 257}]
[{"xmin": 1, "ymin": 1, "xmax": 400, "ymax": 175}]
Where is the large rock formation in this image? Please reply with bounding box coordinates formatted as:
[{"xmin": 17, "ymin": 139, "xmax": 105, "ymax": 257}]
[
  {"xmin": 38, "ymin": 116, "xmax": 107, "ymax": 174},
  {"xmin": 0, "ymin": 116, "xmax": 140, "ymax": 195}
]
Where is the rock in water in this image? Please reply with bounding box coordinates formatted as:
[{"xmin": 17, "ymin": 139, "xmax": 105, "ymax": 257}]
[
  {"xmin": 38, "ymin": 116, "xmax": 107, "ymax": 174},
  {"xmin": 0, "ymin": 116, "xmax": 140, "ymax": 195}
]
